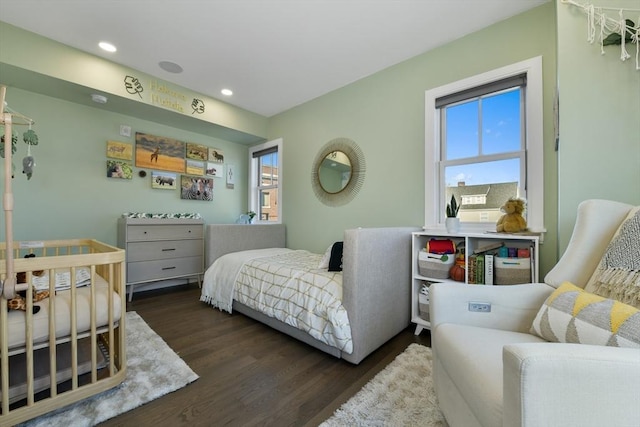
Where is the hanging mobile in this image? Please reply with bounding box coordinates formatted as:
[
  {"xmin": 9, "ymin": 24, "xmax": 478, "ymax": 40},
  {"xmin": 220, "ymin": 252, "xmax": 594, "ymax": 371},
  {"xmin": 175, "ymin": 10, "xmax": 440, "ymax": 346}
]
[
  {"xmin": 22, "ymin": 124, "xmax": 38, "ymax": 180},
  {"xmin": 1, "ymin": 128, "xmax": 18, "ymax": 178}
]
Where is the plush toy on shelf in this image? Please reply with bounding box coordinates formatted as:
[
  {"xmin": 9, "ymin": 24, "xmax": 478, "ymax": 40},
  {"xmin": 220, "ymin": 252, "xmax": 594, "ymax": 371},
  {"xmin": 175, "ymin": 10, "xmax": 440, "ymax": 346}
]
[{"xmin": 496, "ymin": 197, "xmax": 528, "ymax": 233}]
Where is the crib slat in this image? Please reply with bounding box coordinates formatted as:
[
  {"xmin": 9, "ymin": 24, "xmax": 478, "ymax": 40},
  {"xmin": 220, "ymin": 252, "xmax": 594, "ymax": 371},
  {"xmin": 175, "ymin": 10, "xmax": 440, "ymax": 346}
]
[
  {"xmin": 90, "ymin": 265, "xmax": 97, "ymax": 383},
  {"xmin": 1, "ymin": 296, "xmax": 9, "ymax": 415},
  {"xmin": 48, "ymin": 268, "xmax": 58, "ymax": 398},
  {"xmin": 70, "ymin": 266, "xmax": 78, "ymax": 390},
  {"xmin": 25, "ymin": 278, "xmax": 35, "ymax": 405}
]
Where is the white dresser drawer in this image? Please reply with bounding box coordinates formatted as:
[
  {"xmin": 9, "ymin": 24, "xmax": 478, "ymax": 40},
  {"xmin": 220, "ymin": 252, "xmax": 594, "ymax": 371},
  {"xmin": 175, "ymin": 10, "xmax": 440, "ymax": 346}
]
[
  {"xmin": 127, "ymin": 240, "xmax": 202, "ymax": 262},
  {"xmin": 127, "ymin": 256, "xmax": 203, "ymax": 284},
  {"xmin": 126, "ymin": 225, "xmax": 203, "ymax": 242}
]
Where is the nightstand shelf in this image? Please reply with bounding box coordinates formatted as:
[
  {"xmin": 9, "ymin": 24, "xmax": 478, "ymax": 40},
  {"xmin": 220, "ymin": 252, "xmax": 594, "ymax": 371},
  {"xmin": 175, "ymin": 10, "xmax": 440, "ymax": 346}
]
[{"xmin": 411, "ymin": 230, "xmax": 539, "ymax": 335}]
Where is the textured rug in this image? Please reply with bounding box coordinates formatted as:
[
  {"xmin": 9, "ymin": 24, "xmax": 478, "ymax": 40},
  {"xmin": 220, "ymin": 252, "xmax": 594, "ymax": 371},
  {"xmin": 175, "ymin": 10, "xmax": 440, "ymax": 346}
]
[
  {"xmin": 21, "ymin": 311, "xmax": 199, "ymax": 427},
  {"xmin": 321, "ymin": 343, "xmax": 447, "ymax": 426}
]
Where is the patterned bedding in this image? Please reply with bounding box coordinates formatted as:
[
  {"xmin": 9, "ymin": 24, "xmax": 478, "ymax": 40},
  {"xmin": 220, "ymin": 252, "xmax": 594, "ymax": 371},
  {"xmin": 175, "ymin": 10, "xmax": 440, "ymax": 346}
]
[{"xmin": 201, "ymin": 248, "xmax": 353, "ymax": 353}]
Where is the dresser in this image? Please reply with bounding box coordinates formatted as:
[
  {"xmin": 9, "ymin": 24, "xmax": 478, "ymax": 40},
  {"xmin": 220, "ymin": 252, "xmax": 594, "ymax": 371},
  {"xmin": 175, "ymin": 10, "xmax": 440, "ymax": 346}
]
[{"xmin": 117, "ymin": 217, "xmax": 204, "ymax": 301}]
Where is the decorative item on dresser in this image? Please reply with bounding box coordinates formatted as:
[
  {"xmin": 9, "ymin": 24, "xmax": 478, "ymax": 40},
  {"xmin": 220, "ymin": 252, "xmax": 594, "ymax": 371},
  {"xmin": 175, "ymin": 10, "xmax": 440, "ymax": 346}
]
[{"xmin": 117, "ymin": 213, "xmax": 204, "ymax": 301}]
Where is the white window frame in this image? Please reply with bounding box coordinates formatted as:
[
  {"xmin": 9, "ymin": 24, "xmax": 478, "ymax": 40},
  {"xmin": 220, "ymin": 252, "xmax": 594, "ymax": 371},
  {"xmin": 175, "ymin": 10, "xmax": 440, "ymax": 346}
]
[
  {"xmin": 424, "ymin": 56, "xmax": 544, "ymax": 234},
  {"xmin": 249, "ymin": 138, "xmax": 282, "ymax": 224}
]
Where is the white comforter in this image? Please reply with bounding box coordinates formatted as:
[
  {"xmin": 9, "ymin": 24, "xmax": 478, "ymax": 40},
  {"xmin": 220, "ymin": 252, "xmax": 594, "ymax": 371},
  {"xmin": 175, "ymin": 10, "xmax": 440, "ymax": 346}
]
[{"xmin": 200, "ymin": 248, "xmax": 353, "ymax": 353}]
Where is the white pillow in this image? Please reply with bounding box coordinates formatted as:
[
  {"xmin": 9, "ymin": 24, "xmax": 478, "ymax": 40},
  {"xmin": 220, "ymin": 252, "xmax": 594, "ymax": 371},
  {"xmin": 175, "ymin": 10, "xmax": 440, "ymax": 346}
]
[{"xmin": 318, "ymin": 244, "xmax": 333, "ymax": 269}]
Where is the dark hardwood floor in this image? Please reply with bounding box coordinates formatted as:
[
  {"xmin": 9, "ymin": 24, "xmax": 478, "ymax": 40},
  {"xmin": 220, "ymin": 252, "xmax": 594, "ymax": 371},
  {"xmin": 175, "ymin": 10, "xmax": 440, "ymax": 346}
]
[{"xmin": 99, "ymin": 284, "xmax": 431, "ymax": 427}]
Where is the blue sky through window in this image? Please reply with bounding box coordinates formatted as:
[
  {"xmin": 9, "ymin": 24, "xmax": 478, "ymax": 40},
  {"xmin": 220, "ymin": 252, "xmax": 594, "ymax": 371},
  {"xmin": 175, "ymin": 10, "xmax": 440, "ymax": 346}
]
[{"xmin": 444, "ymin": 88, "xmax": 521, "ymax": 188}]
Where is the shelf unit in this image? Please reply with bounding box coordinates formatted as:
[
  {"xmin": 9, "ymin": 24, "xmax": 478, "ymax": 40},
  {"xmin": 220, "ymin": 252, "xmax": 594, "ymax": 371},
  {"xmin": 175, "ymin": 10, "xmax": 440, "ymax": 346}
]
[{"xmin": 411, "ymin": 230, "xmax": 539, "ymax": 335}]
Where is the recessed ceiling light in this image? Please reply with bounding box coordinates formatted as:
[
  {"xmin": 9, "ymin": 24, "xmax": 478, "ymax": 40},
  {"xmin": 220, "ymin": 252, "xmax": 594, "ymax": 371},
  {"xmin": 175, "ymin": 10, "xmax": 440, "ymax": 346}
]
[
  {"xmin": 91, "ymin": 94, "xmax": 108, "ymax": 104},
  {"xmin": 159, "ymin": 61, "xmax": 183, "ymax": 74},
  {"xmin": 221, "ymin": 89, "xmax": 233, "ymax": 96},
  {"xmin": 99, "ymin": 41, "xmax": 117, "ymax": 53}
]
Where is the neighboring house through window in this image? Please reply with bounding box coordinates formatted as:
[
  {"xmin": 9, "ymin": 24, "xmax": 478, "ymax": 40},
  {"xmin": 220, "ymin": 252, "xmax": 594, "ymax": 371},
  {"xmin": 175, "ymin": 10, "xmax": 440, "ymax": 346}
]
[
  {"xmin": 424, "ymin": 56, "xmax": 544, "ymax": 233},
  {"xmin": 249, "ymin": 138, "xmax": 282, "ymax": 223}
]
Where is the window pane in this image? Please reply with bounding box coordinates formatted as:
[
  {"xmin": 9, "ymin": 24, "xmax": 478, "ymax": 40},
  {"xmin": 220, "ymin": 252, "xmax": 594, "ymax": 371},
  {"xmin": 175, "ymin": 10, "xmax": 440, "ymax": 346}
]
[
  {"xmin": 259, "ymin": 188, "xmax": 278, "ymax": 222},
  {"xmin": 445, "ymin": 158, "xmax": 521, "ymax": 223},
  {"xmin": 445, "ymin": 99, "xmax": 478, "ymax": 160},
  {"xmin": 482, "ymin": 89, "xmax": 521, "ymax": 155},
  {"xmin": 259, "ymin": 153, "xmax": 278, "ymax": 186},
  {"xmin": 445, "ymin": 158, "xmax": 520, "ymax": 187}
]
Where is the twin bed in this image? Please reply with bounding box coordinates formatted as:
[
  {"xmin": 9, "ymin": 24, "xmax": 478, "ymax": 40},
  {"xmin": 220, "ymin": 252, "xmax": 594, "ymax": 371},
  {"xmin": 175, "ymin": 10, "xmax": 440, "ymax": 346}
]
[{"xmin": 201, "ymin": 224, "xmax": 418, "ymax": 364}]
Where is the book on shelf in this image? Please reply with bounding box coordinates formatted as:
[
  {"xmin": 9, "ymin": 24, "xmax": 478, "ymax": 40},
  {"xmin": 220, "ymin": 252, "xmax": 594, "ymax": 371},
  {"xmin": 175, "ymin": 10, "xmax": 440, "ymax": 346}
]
[
  {"xmin": 473, "ymin": 241, "xmax": 503, "ymax": 254},
  {"xmin": 476, "ymin": 254, "xmax": 485, "ymax": 285},
  {"xmin": 485, "ymin": 253, "xmax": 494, "ymax": 285},
  {"xmin": 468, "ymin": 254, "xmax": 477, "ymax": 284}
]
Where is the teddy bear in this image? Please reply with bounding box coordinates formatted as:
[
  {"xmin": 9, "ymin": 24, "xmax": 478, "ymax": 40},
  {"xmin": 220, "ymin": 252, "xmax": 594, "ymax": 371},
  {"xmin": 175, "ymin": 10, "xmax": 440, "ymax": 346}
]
[{"xmin": 496, "ymin": 198, "xmax": 528, "ymax": 233}]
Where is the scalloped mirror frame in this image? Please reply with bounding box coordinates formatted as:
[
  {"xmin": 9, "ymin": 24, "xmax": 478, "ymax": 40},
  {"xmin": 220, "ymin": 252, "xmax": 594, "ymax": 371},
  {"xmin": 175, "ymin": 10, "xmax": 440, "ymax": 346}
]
[{"xmin": 311, "ymin": 138, "xmax": 366, "ymax": 207}]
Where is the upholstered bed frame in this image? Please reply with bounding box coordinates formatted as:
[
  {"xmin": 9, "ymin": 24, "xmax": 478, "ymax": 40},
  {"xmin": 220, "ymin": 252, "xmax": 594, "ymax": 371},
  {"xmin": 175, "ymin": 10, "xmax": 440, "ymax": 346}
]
[{"xmin": 204, "ymin": 224, "xmax": 418, "ymax": 364}]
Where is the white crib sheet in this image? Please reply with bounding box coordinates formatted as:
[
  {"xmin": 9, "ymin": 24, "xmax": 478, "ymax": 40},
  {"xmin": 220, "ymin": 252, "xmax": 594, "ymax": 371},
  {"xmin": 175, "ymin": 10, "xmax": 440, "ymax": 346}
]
[{"xmin": 6, "ymin": 273, "xmax": 122, "ymax": 352}]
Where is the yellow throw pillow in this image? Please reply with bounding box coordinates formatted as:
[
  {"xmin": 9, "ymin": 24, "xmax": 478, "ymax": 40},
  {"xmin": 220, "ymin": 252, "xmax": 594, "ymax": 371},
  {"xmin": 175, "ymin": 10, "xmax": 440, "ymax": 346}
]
[{"xmin": 530, "ymin": 282, "xmax": 640, "ymax": 348}]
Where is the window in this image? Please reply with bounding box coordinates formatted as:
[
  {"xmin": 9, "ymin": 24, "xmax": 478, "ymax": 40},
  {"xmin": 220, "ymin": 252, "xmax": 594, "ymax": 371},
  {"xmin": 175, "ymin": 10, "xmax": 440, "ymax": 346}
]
[
  {"xmin": 249, "ymin": 138, "xmax": 282, "ymax": 223},
  {"xmin": 425, "ymin": 57, "xmax": 544, "ymax": 233}
]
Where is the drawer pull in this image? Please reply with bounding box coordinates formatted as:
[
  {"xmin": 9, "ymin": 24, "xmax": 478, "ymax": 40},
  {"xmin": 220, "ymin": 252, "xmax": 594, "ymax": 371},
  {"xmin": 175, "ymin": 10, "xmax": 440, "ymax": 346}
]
[
  {"xmin": 161, "ymin": 248, "xmax": 176, "ymax": 252},
  {"xmin": 162, "ymin": 266, "xmax": 177, "ymax": 270}
]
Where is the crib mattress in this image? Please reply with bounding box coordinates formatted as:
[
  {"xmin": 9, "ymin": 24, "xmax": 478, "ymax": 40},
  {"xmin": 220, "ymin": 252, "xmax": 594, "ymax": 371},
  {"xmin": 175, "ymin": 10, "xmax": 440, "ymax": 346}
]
[{"xmin": 5, "ymin": 274, "xmax": 122, "ymax": 352}]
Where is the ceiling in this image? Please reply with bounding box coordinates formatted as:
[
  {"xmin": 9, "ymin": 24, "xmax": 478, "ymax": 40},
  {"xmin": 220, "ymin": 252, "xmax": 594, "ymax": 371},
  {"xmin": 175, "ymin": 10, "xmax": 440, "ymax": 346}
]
[{"xmin": 0, "ymin": 0, "xmax": 548, "ymax": 118}]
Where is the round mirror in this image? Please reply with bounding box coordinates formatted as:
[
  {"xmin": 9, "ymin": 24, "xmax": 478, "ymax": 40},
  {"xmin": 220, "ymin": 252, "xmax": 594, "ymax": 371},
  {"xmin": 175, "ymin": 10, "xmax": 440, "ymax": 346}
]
[
  {"xmin": 311, "ymin": 138, "xmax": 365, "ymax": 207},
  {"xmin": 318, "ymin": 151, "xmax": 352, "ymax": 194}
]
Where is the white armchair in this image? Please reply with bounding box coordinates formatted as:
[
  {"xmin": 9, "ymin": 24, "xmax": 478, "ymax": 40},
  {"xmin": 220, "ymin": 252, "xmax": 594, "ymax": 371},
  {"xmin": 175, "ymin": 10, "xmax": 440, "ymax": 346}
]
[{"xmin": 430, "ymin": 199, "xmax": 640, "ymax": 427}]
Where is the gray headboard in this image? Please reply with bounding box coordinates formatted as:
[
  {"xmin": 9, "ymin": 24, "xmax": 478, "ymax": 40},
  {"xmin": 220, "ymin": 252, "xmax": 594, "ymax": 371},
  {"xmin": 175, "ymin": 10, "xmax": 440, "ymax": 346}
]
[{"xmin": 204, "ymin": 224, "xmax": 286, "ymax": 267}]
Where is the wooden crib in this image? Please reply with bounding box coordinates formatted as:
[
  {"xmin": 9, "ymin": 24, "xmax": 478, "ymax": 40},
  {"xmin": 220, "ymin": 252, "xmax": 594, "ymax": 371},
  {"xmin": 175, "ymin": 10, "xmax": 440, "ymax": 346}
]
[{"xmin": 0, "ymin": 239, "xmax": 126, "ymax": 426}]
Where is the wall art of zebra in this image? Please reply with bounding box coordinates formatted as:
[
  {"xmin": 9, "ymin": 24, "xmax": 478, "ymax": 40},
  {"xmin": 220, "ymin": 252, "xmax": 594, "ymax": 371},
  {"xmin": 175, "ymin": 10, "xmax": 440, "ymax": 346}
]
[{"xmin": 180, "ymin": 176, "xmax": 213, "ymax": 201}]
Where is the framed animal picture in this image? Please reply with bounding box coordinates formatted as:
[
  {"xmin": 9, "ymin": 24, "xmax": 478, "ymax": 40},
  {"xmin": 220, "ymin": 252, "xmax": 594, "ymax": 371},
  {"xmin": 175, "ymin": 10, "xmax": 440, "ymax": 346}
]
[
  {"xmin": 107, "ymin": 160, "xmax": 133, "ymax": 179},
  {"xmin": 206, "ymin": 162, "xmax": 224, "ymax": 178},
  {"xmin": 151, "ymin": 172, "xmax": 177, "ymax": 189},
  {"xmin": 135, "ymin": 132, "xmax": 185, "ymax": 173},
  {"xmin": 186, "ymin": 159, "xmax": 205, "ymax": 176},
  {"xmin": 106, "ymin": 140, "xmax": 133, "ymax": 160},
  {"xmin": 180, "ymin": 175, "xmax": 213, "ymax": 201},
  {"xmin": 186, "ymin": 143, "xmax": 208, "ymax": 161},
  {"xmin": 208, "ymin": 148, "xmax": 224, "ymax": 164}
]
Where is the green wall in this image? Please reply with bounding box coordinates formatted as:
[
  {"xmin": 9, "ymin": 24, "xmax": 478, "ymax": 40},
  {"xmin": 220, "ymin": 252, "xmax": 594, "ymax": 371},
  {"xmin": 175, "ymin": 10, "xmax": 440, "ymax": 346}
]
[
  {"xmin": 556, "ymin": 0, "xmax": 640, "ymax": 251},
  {"xmin": 0, "ymin": 87, "xmax": 250, "ymax": 246},
  {"xmin": 268, "ymin": 3, "xmax": 559, "ymax": 276},
  {"xmin": 6, "ymin": 1, "xmax": 636, "ymax": 278}
]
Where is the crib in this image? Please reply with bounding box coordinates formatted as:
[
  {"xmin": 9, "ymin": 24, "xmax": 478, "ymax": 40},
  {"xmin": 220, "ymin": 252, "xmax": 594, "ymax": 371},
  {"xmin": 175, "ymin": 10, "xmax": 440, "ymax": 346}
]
[
  {"xmin": 0, "ymin": 85, "xmax": 127, "ymax": 425},
  {"xmin": 0, "ymin": 239, "xmax": 126, "ymax": 425}
]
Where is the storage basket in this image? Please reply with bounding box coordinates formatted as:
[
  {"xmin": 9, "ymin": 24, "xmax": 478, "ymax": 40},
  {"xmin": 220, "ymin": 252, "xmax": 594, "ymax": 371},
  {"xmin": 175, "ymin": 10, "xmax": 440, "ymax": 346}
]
[
  {"xmin": 495, "ymin": 256, "xmax": 531, "ymax": 285},
  {"xmin": 418, "ymin": 250, "xmax": 454, "ymax": 279},
  {"xmin": 418, "ymin": 293, "xmax": 430, "ymax": 321}
]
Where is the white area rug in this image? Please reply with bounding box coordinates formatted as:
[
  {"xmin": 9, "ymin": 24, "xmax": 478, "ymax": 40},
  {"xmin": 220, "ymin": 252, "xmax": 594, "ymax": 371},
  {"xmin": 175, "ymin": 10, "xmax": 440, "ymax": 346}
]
[
  {"xmin": 321, "ymin": 343, "xmax": 447, "ymax": 426},
  {"xmin": 21, "ymin": 311, "xmax": 199, "ymax": 427}
]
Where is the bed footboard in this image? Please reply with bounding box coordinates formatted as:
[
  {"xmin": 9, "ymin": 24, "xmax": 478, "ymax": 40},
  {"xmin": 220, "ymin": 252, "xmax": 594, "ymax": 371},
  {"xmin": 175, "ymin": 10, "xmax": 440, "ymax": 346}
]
[
  {"xmin": 341, "ymin": 227, "xmax": 420, "ymax": 364},
  {"xmin": 0, "ymin": 239, "xmax": 127, "ymax": 425}
]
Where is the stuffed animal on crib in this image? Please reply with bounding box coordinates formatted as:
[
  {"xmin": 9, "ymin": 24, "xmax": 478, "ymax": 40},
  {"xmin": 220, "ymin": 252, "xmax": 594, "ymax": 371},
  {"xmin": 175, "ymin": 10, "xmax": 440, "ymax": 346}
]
[
  {"xmin": 496, "ymin": 198, "xmax": 528, "ymax": 233},
  {"xmin": 7, "ymin": 288, "xmax": 50, "ymax": 314},
  {"xmin": 8, "ymin": 253, "xmax": 48, "ymax": 314}
]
